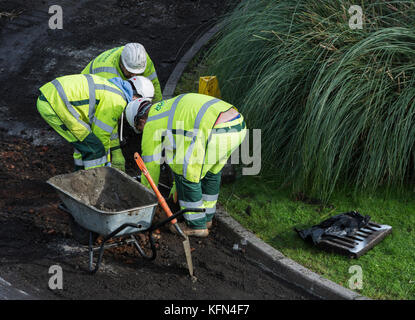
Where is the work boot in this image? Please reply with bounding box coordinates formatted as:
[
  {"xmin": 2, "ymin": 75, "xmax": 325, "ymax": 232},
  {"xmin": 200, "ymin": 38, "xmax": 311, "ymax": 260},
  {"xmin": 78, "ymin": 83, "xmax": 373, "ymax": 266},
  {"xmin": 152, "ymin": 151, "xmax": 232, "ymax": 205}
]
[
  {"xmin": 169, "ymin": 222, "xmax": 209, "ymax": 238},
  {"xmin": 183, "ymin": 227, "xmax": 209, "ymax": 238}
]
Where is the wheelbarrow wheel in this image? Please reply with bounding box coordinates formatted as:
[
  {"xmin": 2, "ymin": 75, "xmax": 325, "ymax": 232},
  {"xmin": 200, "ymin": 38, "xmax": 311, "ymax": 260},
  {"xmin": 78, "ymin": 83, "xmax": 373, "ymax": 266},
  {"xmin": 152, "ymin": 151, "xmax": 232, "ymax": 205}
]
[{"xmin": 69, "ymin": 216, "xmax": 98, "ymax": 245}]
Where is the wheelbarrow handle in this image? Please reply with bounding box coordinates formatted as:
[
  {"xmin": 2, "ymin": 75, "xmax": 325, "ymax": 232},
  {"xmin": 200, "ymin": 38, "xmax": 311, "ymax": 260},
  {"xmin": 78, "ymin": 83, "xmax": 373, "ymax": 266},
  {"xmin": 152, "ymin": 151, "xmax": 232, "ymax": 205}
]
[
  {"xmin": 149, "ymin": 208, "xmax": 206, "ymax": 232},
  {"xmin": 102, "ymin": 222, "xmax": 145, "ymax": 242}
]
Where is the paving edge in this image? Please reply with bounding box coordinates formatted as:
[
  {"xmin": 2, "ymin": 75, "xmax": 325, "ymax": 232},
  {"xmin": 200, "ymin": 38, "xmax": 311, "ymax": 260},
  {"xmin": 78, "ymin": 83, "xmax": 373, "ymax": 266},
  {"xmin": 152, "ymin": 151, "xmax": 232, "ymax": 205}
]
[
  {"xmin": 163, "ymin": 23, "xmax": 370, "ymax": 300},
  {"xmin": 216, "ymin": 206, "xmax": 369, "ymax": 300},
  {"xmin": 162, "ymin": 24, "xmax": 221, "ymax": 99}
]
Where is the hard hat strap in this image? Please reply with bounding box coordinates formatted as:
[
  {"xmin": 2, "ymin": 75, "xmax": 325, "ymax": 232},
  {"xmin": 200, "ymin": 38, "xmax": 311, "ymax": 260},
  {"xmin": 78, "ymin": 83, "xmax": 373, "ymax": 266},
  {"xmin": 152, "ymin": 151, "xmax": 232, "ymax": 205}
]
[
  {"xmin": 128, "ymin": 80, "xmax": 138, "ymax": 96},
  {"xmin": 120, "ymin": 112, "xmax": 124, "ymax": 142}
]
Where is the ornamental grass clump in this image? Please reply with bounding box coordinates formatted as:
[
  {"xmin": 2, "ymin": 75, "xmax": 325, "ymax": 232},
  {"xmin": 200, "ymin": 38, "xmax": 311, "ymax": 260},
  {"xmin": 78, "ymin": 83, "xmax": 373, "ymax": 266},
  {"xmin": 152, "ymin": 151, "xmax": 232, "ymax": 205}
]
[{"xmin": 207, "ymin": 0, "xmax": 415, "ymax": 200}]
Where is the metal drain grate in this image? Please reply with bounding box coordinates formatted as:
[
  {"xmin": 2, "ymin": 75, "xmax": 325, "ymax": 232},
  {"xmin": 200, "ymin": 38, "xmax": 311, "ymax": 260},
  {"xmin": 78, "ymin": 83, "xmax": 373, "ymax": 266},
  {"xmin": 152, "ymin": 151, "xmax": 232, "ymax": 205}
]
[{"xmin": 317, "ymin": 222, "xmax": 392, "ymax": 258}]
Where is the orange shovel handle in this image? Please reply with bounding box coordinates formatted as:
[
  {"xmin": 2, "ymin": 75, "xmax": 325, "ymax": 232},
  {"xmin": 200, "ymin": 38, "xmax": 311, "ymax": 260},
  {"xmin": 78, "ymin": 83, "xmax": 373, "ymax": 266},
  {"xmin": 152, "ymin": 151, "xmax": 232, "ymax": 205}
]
[{"xmin": 134, "ymin": 152, "xmax": 177, "ymax": 224}]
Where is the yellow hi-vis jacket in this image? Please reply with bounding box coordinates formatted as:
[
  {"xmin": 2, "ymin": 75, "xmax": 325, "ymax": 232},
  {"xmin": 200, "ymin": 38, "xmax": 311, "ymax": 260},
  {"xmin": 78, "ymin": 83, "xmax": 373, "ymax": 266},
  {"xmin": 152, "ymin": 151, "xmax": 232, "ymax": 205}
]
[
  {"xmin": 39, "ymin": 74, "xmax": 127, "ymax": 168},
  {"xmin": 81, "ymin": 46, "xmax": 162, "ymax": 102},
  {"xmin": 141, "ymin": 93, "xmax": 235, "ymax": 188}
]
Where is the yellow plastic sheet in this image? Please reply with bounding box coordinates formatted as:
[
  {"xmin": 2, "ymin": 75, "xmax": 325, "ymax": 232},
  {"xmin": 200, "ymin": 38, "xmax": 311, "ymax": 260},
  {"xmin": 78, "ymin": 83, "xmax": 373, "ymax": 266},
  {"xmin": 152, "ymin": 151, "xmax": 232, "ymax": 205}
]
[{"xmin": 198, "ymin": 76, "xmax": 221, "ymax": 99}]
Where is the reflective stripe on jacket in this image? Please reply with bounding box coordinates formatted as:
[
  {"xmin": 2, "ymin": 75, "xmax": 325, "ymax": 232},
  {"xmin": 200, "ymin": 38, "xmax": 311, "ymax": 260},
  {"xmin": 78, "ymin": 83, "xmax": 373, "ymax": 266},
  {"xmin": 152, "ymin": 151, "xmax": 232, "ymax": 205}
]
[
  {"xmin": 39, "ymin": 74, "xmax": 127, "ymax": 165},
  {"xmin": 141, "ymin": 93, "xmax": 235, "ymax": 187},
  {"xmin": 81, "ymin": 46, "xmax": 162, "ymax": 101}
]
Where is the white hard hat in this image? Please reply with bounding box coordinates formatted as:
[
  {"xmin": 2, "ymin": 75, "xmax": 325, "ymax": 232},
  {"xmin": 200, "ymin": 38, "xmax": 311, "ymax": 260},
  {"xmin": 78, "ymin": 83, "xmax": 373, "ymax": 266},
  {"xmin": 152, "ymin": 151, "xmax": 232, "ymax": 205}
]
[
  {"xmin": 121, "ymin": 43, "xmax": 147, "ymax": 74},
  {"xmin": 128, "ymin": 75, "xmax": 154, "ymax": 99},
  {"xmin": 124, "ymin": 98, "xmax": 152, "ymax": 133}
]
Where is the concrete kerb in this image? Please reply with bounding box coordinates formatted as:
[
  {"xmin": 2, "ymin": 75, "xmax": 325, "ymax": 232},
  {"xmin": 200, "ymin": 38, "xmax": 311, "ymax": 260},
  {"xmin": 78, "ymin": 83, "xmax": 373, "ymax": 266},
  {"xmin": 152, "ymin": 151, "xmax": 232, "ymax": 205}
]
[
  {"xmin": 163, "ymin": 24, "xmax": 370, "ymax": 300},
  {"xmin": 162, "ymin": 24, "xmax": 221, "ymax": 100},
  {"xmin": 216, "ymin": 206, "xmax": 369, "ymax": 300}
]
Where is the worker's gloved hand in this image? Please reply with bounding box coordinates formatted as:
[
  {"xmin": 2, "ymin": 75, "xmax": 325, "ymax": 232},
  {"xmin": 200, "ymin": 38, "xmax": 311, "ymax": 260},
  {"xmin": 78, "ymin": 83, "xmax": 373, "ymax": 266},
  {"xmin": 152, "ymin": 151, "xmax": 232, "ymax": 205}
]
[
  {"xmin": 111, "ymin": 148, "xmax": 125, "ymax": 172},
  {"xmin": 168, "ymin": 181, "xmax": 177, "ymax": 203}
]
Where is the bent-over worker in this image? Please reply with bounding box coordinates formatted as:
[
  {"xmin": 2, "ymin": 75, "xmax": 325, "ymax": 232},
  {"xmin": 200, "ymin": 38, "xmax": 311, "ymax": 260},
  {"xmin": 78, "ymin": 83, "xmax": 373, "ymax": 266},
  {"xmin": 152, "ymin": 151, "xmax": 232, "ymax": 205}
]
[
  {"xmin": 123, "ymin": 93, "xmax": 247, "ymax": 237},
  {"xmin": 37, "ymin": 74, "xmax": 153, "ymax": 171}
]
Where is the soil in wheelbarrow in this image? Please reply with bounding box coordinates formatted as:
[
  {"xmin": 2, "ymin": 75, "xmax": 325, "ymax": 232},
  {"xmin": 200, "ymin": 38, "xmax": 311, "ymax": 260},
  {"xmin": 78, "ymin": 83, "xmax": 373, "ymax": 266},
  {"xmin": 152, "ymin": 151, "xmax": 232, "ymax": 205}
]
[{"xmin": 49, "ymin": 167, "xmax": 156, "ymax": 212}]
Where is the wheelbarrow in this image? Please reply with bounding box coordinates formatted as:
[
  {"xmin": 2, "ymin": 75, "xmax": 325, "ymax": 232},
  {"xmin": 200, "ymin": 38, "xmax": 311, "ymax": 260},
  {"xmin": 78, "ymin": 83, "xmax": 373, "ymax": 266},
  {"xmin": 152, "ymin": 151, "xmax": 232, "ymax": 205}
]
[{"xmin": 47, "ymin": 167, "xmax": 203, "ymax": 274}]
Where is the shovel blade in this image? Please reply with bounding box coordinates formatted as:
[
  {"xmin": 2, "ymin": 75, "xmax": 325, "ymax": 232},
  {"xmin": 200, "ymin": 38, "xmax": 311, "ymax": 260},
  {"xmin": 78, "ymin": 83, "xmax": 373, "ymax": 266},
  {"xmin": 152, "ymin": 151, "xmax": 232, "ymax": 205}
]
[{"xmin": 182, "ymin": 235, "xmax": 194, "ymax": 277}]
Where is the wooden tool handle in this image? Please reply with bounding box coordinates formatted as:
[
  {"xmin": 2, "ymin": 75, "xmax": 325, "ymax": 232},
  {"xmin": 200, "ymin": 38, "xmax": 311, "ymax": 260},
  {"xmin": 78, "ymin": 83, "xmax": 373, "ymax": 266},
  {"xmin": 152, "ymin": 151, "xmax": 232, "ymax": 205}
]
[{"xmin": 134, "ymin": 152, "xmax": 177, "ymax": 224}]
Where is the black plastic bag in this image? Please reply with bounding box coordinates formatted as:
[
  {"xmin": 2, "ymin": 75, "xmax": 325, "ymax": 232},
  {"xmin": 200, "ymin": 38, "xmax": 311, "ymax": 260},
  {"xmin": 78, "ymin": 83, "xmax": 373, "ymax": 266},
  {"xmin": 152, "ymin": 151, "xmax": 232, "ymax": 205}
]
[{"xmin": 295, "ymin": 211, "xmax": 371, "ymax": 245}]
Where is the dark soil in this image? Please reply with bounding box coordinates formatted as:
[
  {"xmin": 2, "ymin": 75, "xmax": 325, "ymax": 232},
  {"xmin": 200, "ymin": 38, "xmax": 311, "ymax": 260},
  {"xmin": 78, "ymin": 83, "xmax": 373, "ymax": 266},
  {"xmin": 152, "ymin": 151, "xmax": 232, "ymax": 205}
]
[{"xmin": 0, "ymin": 0, "xmax": 312, "ymax": 299}]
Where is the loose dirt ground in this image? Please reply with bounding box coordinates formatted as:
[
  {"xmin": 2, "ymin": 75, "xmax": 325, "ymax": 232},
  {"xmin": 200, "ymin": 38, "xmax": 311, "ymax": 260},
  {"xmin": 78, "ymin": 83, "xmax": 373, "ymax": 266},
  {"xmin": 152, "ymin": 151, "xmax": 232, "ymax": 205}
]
[{"xmin": 0, "ymin": 0, "xmax": 312, "ymax": 299}]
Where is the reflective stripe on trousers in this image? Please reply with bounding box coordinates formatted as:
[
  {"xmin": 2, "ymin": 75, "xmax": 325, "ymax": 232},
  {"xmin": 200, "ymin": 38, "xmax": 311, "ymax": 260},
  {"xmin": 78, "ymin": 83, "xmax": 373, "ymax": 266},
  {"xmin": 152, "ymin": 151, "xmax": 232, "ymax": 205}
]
[
  {"xmin": 174, "ymin": 170, "xmax": 221, "ymax": 230},
  {"xmin": 73, "ymin": 149, "xmax": 110, "ymax": 169}
]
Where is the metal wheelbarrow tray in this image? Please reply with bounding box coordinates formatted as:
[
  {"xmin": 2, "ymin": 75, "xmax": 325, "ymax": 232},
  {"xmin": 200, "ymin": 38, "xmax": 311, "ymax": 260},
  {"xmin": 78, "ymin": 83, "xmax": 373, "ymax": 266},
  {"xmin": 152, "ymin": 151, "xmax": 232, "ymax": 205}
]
[
  {"xmin": 47, "ymin": 167, "xmax": 158, "ymax": 237},
  {"xmin": 47, "ymin": 167, "xmax": 195, "ymax": 273}
]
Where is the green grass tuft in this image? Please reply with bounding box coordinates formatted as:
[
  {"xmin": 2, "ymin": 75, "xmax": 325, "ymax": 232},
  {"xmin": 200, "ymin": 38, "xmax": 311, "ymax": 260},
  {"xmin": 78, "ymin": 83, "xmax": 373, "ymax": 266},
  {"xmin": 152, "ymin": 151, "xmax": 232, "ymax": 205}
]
[
  {"xmin": 206, "ymin": 0, "xmax": 415, "ymax": 200},
  {"xmin": 220, "ymin": 174, "xmax": 415, "ymax": 299}
]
